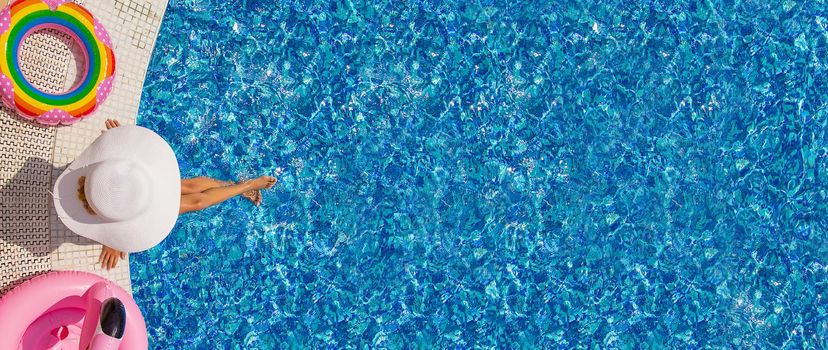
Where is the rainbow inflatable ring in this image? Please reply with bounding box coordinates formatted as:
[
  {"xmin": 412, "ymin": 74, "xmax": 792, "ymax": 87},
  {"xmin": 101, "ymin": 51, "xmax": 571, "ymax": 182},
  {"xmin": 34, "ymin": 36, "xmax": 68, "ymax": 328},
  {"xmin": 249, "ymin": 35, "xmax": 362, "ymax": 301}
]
[{"xmin": 0, "ymin": 0, "xmax": 115, "ymax": 125}]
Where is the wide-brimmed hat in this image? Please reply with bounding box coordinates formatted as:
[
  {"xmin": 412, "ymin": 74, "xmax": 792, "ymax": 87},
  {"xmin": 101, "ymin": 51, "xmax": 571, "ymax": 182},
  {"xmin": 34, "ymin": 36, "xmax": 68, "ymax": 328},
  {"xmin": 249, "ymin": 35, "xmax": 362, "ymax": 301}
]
[{"xmin": 53, "ymin": 125, "xmax": 180, "ymax": 252}]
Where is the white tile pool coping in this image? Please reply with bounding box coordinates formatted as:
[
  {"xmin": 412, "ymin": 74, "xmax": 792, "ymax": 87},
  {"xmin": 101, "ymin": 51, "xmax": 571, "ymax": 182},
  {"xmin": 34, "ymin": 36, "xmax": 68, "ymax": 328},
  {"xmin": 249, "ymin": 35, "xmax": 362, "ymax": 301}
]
[{"xmin": 0, "ymin": 0, "xmax": 168, "ymax": 294}]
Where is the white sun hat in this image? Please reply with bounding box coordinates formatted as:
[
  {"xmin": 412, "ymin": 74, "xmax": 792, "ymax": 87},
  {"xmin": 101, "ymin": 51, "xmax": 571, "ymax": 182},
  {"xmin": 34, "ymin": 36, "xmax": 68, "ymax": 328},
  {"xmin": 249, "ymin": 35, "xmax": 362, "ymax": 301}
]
[{"xmin": 53, "ymin": 125, "xmax": 181, "ymax": 252}]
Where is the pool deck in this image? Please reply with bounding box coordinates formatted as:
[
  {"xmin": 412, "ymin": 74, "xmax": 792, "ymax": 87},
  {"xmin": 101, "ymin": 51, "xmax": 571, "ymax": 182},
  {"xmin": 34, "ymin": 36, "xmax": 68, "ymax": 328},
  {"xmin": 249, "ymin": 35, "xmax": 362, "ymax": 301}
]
[{"xmin": 0, "ymin": 0, "xmax": 168, "ymax": 294}]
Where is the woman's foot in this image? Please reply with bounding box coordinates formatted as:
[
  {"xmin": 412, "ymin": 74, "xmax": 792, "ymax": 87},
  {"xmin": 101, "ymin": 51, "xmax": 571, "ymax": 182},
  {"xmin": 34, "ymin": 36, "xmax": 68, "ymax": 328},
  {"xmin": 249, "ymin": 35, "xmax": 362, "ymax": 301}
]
[
  {"xmin": 227, "ymin": 180, "xmax": 262, "ymax": 206},
  {"xmin": 99, "ymin": 245, "xmax": 125, "ymax": 270},
  {"xmin": 248, "ymin": 176, "xmax": 277, "ymax": 191},
  {"xmin": 242, "ymin": 176, "xmax": 277, "ymax": 206},
  {"xmin": 241, "ymin": 190, "xmax": 261, "ymax": 206}
]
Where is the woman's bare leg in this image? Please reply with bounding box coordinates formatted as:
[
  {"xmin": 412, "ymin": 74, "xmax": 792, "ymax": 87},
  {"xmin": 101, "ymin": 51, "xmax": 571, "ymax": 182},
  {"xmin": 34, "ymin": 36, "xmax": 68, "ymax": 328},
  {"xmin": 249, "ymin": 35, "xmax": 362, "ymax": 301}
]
[
  {"xmin": 181, "ymin": 176, "xmax": 229, "ymax": 195},
  {"xmin": 181, "ymin": 176, "xmax": 263, "ymax": 204},
  {"xmin": 179, "ymin": 176, "xmax": 276, "ymax": 214}
]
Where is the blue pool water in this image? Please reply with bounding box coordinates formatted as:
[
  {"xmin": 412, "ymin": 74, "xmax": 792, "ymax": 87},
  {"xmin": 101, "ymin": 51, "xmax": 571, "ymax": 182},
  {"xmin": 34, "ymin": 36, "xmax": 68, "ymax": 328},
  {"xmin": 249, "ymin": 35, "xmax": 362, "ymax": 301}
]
[{"xmin": 133, "ymin": 0, "xmax": 828, "ymax": 348}]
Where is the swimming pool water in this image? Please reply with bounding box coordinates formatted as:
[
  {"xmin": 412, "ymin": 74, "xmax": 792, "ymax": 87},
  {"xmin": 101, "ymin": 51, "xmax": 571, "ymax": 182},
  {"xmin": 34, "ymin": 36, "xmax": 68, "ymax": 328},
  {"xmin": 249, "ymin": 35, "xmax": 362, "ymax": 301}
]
[{"xmin": 133, "ymin": 0, "xmax": 828, "ymax": 348}]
